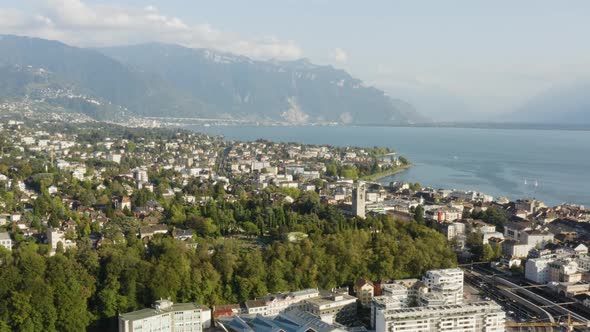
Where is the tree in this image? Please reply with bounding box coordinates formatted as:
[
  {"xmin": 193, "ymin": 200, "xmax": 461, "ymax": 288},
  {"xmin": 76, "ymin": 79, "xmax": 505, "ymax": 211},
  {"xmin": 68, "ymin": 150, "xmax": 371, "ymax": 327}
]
[
  {"xmin": 242, "ymin": 222, "xmax": 259, "ymax": 238},
  {"xmin": 340, "ymin": 166, "xmax": 358, "ymax": 180},
  {"xmin": 195, "ymin": 217, "xmax": 218, "ymax": 237},
  {"xmin": 414, "ymin": 205, "xmax": 425, "ymax": 224}
]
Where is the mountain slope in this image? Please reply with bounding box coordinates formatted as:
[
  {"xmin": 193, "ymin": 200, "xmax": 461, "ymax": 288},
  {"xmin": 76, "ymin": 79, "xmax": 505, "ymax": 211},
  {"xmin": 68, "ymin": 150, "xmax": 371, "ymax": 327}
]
[
  {"xmin": 506, "ymin": 81, "xmax": 590, "ymax": 124},
  {"xmin": 0, "ymin": 35, "xmax": 426, "ymax": 124},
  {"xmin": 0, "ymin": 35, "xmax": 208, "ymax": 120},
  {"xmin": 99, "ymin": 43, "xmax": 427, "ymax": 124}
]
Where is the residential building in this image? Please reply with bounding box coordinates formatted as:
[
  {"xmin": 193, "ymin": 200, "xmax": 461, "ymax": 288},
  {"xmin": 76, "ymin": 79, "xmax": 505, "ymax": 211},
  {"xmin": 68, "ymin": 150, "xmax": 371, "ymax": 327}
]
[
  {"xmin": 0, "ymin": 232, "xmax": 12, "ymax": 251},
  {"xmin": 245, "ymin": 288, "xmax": 320, "ymax": 317},
  {"xmin": 371, "ymin": 292, "xmax": 409, "ymax": 329},
  {"xmin": 503, "ymin": 222, "xmax": 533, "ymax": 242},
  {"xmin": 422, "ymin": 269, "xmax": 464, "ymax": 305},
  {"xmin": 439, "ymin": 222, "xmax": 466, "ymax": 241},
  {"xmin": 303, "ymin": 293, "xmax": 357, "ymax": 325},
  {"xmin": 521, "ymin": 230, "xmax": 554, "ymax": 248},
  {"xmin": 107, "ymin": 153, "xmax": 122, "ymax": 164},
  {"xmin": 354, "ymin": 279, "xmax": 375, "ymax": 306},
  {"xmin": 375, "ymin": 302, "xmax": 505, "ymax": 332},
  {"xmin": 525, "ymin": 257, "xmax": 552, "ymax": 284},
  {"xmin": 119, "ymin": 299, "xmax": 211, "ymax": 332},
  {"xmin": 548, "ymin": 260, "xmax": 581, "ymax": 283},
  {"xmin": 47, "ymin": 228, "xmax": 76, "ymax": 255},
  {"xmin": 502, "ymin": 240, "xmax": 531, "ymax": 258},
  {"xmin": 425, "ymin": 207, "xmax": 462, "ymax": 223}
]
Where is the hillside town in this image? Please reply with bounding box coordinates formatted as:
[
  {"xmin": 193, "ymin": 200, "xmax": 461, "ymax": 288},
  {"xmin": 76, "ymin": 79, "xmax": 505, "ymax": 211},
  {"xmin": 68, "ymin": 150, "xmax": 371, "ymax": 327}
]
[{"xmin": 1, "ymin": 119, "xmax": 590, "ymax": 331}]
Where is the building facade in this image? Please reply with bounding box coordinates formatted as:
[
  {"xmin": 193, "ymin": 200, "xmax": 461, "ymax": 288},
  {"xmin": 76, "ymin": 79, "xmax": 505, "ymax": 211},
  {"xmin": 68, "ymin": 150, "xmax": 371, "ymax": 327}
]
[
  {"xmin": 0, "ymin": 232, "xmax": 12, "ymax": 251},
  {"xmin": 422, "ymin": 269, "xmax": 464, "ymax": 305},
  {"xmin": 119, "ymin": 300, "xmax": 211, "ymax": 332},
  {"xmin": 375, "ymin": 302, "xmax": 505, "ymax": 332}
]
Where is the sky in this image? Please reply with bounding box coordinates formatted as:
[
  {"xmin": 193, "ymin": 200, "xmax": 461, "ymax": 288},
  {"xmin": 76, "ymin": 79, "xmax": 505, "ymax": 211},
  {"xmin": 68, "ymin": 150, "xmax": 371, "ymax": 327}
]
[{"xmin": 1, "ymin": 0, "xmax": 590, "ymax": 121}]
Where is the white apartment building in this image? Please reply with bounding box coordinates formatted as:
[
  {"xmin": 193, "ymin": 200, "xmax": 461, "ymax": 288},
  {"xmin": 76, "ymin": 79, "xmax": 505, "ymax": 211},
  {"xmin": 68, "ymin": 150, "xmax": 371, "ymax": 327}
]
[
  {"xmin": 525, "ymin": 257, "xmax": 553, "ymax": 284},
  {"xmin": 521, "ymin": 230, "xmax": 554, "ymax": 248},
  {"xmin": 245, "ymin": 288, "xmax": 320, "ymax": 317},
  {"xmin": 134, "ymin": 168, "xmax": 149, "ymax": 183},
  {"xmin": 375, "ymin": 302, "xmax": 505, "ymax": 332},
  {"xmin": 423, "ymin": 269, "xmax": 464, "ymax": 305},
  {"xmin": 119, "ymin": 299, "xmax": 211, "ymax": 332},
  {"xmin": 372, "ymin": 293, "xmax": 409, "ymax": 329}
]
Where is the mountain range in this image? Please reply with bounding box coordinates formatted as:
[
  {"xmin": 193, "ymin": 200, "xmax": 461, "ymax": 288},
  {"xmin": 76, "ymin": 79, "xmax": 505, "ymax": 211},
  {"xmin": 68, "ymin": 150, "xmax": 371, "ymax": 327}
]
[
  {"xmin": 0, "ymin": 35, "xmax": 426, "ymax": 124},
  {"xmin": 505, "ymin": 80, "xmax": 590, "ymax": 124}
]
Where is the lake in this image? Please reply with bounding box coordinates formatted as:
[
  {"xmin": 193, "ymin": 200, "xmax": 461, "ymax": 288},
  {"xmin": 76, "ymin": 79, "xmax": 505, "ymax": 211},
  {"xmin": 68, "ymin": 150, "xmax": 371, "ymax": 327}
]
[{"xmin": 188, "ymin": 125, "xmax": 590, "ymax": 207}]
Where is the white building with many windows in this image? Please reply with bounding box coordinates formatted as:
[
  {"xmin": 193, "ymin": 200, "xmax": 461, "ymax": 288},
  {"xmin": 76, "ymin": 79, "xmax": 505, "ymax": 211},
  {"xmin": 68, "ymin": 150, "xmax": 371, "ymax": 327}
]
[
  {"xmin": 375, "ymin": 302, "xmax": 505, "ymax": 332},
  {"xmin": 422, "ymin": 269, "xmax": 464, "ymax": 305},
  {"xmin": 119, "ymin": 299, "xmax": 211, "ymax": 332}
]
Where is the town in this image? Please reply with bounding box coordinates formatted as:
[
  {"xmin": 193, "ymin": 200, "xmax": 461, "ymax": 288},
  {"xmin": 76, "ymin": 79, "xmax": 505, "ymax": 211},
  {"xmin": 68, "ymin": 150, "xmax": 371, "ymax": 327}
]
[{"xmin": 0, "ymin": 118, "xmax": 589, "ymax": 332}]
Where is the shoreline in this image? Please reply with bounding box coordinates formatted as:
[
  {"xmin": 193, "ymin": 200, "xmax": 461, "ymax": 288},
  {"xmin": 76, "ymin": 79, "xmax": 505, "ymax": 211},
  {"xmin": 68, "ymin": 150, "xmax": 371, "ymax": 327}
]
[{"xmin": 362, "ymin": 164, "xmax": 412, "ymax": 182}]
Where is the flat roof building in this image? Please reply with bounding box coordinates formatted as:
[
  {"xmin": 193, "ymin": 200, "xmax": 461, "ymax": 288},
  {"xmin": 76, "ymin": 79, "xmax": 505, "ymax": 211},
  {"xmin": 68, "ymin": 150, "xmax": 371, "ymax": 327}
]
[
  {"xmin": 375, "ymin": 302, "xmax": 505, "ymax": 332},
  {"xmin": 119, "ymin": 299, "xmax": 211, "ymax": 332}
]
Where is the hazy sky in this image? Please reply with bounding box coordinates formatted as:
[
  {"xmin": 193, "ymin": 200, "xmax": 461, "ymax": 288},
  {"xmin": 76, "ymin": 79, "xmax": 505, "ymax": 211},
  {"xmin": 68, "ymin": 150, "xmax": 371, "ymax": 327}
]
[{"xmin": 2, "ymin": 0, "xmax": 590, "ymax": 120}]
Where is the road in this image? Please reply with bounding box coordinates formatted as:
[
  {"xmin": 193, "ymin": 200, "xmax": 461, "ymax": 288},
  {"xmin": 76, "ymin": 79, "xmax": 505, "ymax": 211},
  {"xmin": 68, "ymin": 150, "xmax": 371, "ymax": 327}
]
[{"xmin": 465, "ymin": 266, "xmax": 590, "ymax": 331}]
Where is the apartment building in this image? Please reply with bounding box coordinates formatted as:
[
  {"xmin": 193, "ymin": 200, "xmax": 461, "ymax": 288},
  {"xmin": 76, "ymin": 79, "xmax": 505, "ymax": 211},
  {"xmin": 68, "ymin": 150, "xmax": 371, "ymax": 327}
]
[
  {"xmin": 119, "ymin": 299, "xmax": 211, "ymax": 332},
  {"xmin": 422, "ymin": 269, "xmax": 464, "ymax": 305},
  {"xmin": 375, "ymin": 302, "xmax": 505, "ymax": 332}
]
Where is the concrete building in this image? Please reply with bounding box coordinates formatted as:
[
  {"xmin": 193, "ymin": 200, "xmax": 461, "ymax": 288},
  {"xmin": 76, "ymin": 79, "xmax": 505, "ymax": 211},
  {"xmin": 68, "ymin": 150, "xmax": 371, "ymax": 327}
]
[
  {"xmin": 119, "ymin": 299, "xmax": 211, "ymax": 332},
  {"xmin": 525, "ymin": 257, "xmax": 553, "ymax": 284},
  {"xmin": 303, "ymin": 293, "xmax": 357, "ymax": 325},
  {"xmin": 426, "ymin": 207, "xmax": 462, "ymax": 223},
  {"xmin": 503, "ymin": 222, "xmax": 533, "ymax": 242},
  {"xmin": 422, "ymin": 269, "xmax": 464, "ymax": 305},
  {"xmin": 440, "ymin": 222, "xmax": 466, "ymax": 241},
  {"xmin": 372, "ymin": 291, "xmax": 409, "ymax": 329},
  {"xmin": 352, "ymin": 181, "xmax": 366, "ymax": 218},
  {"xmin": 548, "ymin": 260, "xmax": 581, "ymax": 283},
  {"xmin": 0, "ymin": 232, "xmax": 12, "ymax": 251},
  {"xmin": 502, "ymin": 240, "xmax": 531, "ymax": 258},
  {"xmin": 375, "ymin": 302, "xmax": 505, "ymax": 332},
  {"xmin": 47, "ymin": 228, "xmax": 76, "ymax": 256},
  {"xmin": 521, "ymin": 230, "xmax": 554, "ymax": 248},
  {"xmin": 134, "ymin": 168, "xmax": 149, "ymax": 183},
  {"xmin": 245, "ymin": 288, "xmax": 320, "ymax": 317},
  {"xmin": 107, "ymin": 153, "xmax": 122, "ymax": 164},
  {"xmin": 515, "ymin": 198, "xmax": 542, "ymax": 215}
]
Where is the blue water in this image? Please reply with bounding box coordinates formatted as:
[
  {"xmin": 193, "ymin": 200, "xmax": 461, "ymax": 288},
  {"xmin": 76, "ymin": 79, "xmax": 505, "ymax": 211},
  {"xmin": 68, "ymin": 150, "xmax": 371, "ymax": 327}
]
[{"xmin": 189, "ymin": 125, "xmax": 590, "ymax": 206}]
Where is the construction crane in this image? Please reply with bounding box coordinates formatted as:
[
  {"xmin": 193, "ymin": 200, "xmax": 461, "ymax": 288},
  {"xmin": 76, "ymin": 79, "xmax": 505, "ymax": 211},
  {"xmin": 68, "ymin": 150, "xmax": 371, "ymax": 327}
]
[{"xmin": 506, "ymin": 313, "xmax": 590, "ymax": 331}]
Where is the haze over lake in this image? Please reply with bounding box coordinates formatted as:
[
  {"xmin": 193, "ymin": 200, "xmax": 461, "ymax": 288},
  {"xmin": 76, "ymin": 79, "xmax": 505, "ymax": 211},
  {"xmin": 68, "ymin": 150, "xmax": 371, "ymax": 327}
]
[{"xmin": 190, "ymin": 125, "xmax": 590, "ymax": 207}]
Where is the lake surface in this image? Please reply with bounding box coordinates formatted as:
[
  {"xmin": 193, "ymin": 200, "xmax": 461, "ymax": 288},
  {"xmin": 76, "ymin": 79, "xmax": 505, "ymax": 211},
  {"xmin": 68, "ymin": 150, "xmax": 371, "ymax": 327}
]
[{"xmin": 189, "ymin": 125, "xmax": 590, "ymax": 207}]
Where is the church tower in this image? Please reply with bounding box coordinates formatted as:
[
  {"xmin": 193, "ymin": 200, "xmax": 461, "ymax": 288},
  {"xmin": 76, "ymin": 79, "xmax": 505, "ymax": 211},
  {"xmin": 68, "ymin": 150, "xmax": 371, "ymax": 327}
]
[{"xmin": 352, "ymin": 181, "xmax": 366, "ymax": 218}]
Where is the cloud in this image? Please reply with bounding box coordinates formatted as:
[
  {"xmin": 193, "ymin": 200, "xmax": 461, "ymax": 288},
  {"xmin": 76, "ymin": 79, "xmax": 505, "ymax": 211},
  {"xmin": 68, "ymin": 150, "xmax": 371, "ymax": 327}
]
[
  {"xmin": 0, "ymin": 0, "xmax": 303, "ymax": 60},
  {"xmin": 330, "ymin": 48, "xmax": 348, "ymax": 63}
]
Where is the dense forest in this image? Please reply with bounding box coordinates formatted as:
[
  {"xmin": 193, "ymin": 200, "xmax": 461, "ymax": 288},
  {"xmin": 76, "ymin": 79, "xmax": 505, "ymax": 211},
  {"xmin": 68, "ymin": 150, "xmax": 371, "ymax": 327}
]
[{"xmin": 0, "ymin": 195, "xmax": 456, "ymax": 331}]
